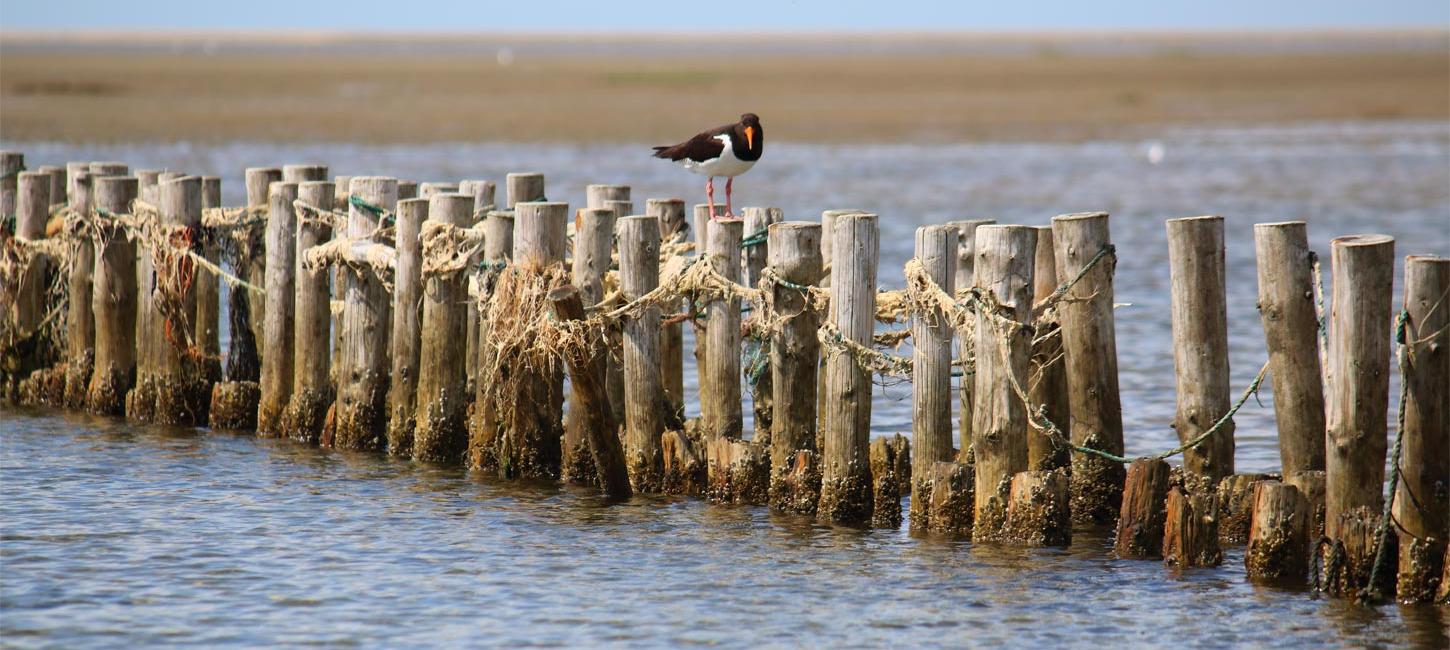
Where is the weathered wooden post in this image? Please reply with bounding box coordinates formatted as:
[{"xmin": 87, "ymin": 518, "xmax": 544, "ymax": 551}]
[
  {"xmin": 1166, "ymin": 216, "xmax": 1234, "ymax": 487},
  {"xmin": 282, "ymin": 181, "xmax": 335, "ymax": 444},
  {"xmin": 5, "ymin": 171, "xmax": 53, "ymax": 400},
  {"xmin": 1051, "ymin": 212, "xmax": 1126, "ymax": 524},
  {"xmin": 1163, "ymin": 486, "xmax": 1222, "ymax": 567},
  {"xmin": 924, "ymin": 461, "xmax": 975, "ymax": 535},
  {"xmin": 0, "ymin": 151, "xmax": 22, "ymax": 219},
  {"xmin": 870, "ymin": 434, "xmax": 911, "ymax": 528},
  {"xmin": 586, "ymin": 184, "xmax": 629, "ymax": 210},
  {"xmin": 397, "ymin": 181, "xmax": 418, "ymax": 200},
  {"xmin": 64, "ymin": 162, "xmax": 127, "ymax": 409},
  {"xmin": 86, "ymin": 176, "xmax": 139, "ymax": 415},
  {"xmin": 413, "ymin": 194, "xmax": 474, "ymax": 464},
  {"xmin": 240, "ymin": 168, "xmax": 279, "ymax": 371},
  {"xmin": 152, "ymin": 175, "xmax": 208, "ymax": 426},
  {"xmin": 692, "ymin": 203, "xmax": 728, "ymax": 380},
  {"xmin": 910, "ymin": 224, "xmax": 957, "ymax": 528},
  {"xmin": 467, "ymin": 209, "xmax": 515, "ymax": 469},
  {"xmin": 1217, "ymin": 472, "xmax": 1275, "ymax": 544},
  {"xmin": 419, "ymin": 182, "xmax": 458, "ymax": 198},
  {"xmin": 256, "ymin": 182, "xmax": 299, "ymax": 437},
  {"xmin": 329, "ymin": 175, "xmax": 353, "ymax": 383},
  {"xmin": 767, "ymin": 221, "xmax": 823, "ymax": 514},
  {"xmin": 1114, "ymin": 458, "xmax": 1171, "ymax": 558},
  {"xmin": 549, "ymin": 286, "xmax": 632, "ymax": 497},
  {"xmin": 742, "ymin": 206, "xmax": 782, "ymax": 437},
  {"xmin": 1285, "ymin": 470, "xmax": 1327, "ymax": 540},
  {"xmin": 496, "ymin": 200, "xmax": 567, "ymax": 478},
  {"xmin": 818, "ymin": 212, "xmax": 878, "ymax": 527},
  {"xmin": 385, "ymin": 198, "xmax": 427, "ymax": 455},
  {"xmin": 126, "ymin": 171, "xmax": 178, "ymax": 422},
  {"xmin": 1004, "ymin": 468, "xmax": 1072, "ymax": 546},
  {"xmin": 507, "ymin": 173, "xmax": 545, "ymax": 208},
  {"xmin": 1245, "ymin": 480, "xmax": 1311, "ymax": 583},
  {"xmin": 1028, "ymin": 225, "xmax": 1070, "ymax": 470},
  {"xmin": 1395, "ymin": 255, "xmax": 1449, "ymax": 603},
  {"xmin": 703, "ymin": 218, "xmax": 744, "ymax": 440},
  {"xmin": 950, "ymin": 218, "xmax": 996, "ymax": 460},
  {"xmin": 1253, "ymin": 221, "xmax": 1326, "ymax": 475},
  {"xmin": 459, "ymin": 179, "xmax": 496, "ymax": 397},
  {"xmin": 1325, "ymin": 234, "xmax": 1395, "ymax": 537},
  {"xmin": 333, "ymin": 177, "xmax": 399, "ymax": 451},
  {"xmin": 617, "ymin": 215, "xmax": 665, "ymax": 492},
  {"xmin": 563, "ymin": 207, "xmax": 618, "ymax": 483},
  {"xmin": 38, "ymin": 165, "xmax": 66, "ymax": 207},
  {"xmin": 647, "ymin": 198, "xmax": 688, "ymax": 421},
  {"xmin": 283, "ymin": 165, "xmax": 328, "ymax": 184},
  {"xmin": 971, "ymin": 225, "xmax": 1037, "ymax": 542},
  {"xmin": 195, "ymin": 176, "xmax": 222, "ymax": 384}
]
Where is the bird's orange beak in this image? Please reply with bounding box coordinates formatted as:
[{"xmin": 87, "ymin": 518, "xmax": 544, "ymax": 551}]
[{"xmin": 744, "ymin": 126, "xmax": 755, "ymax": 150}]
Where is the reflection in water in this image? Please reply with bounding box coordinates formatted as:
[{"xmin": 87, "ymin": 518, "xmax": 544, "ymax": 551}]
[{"xmin": 3, "ymin": 123, "xmax": 1449, "ymax": 646}]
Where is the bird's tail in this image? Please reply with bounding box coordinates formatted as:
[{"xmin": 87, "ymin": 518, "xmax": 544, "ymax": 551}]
[{"xmin": 651, "ymin": 145, "xmax": 670, "ymax": 158}]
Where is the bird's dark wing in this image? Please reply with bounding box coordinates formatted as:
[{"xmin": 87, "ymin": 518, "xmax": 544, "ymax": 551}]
[{"xmin": 652, "ymin": 126, "xmax": 728, "ymax": 162}]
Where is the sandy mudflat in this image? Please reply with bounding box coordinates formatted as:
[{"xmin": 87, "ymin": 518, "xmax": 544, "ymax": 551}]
[{"xmin": 1, "ymin": 31, "xmax": 1446, "ymax": 143}]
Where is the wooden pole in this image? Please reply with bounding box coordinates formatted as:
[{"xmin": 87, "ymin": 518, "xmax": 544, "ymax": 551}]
[
  {"xmin": 549, "ymin": 286, "xmax": 632, "ymax": 497},
  {"xmin": 86, "ymin": 175, "xmax": 139, "ymax": 415},
  {"xmin": 397, "ymin": 181, "xmax": 418, "ymax": 200},
  {"xmin": 742, "ymin": 206, "xmax": 782, "ymax": 438},
  {"xmin": 283, "ymin": 181, "xmax": 335, "ymax": 444},
  {"xmin": 1245, "ymin": 480, "xmax": 1311, "ymax": 583},
  {"xmin": 1253, "ymin": 221, "xmax": 1326, "ymax": 474},
  {"xmin": 419, "ymin": 183, "xmax": 459, "ymax": 198},
  {"xmin": 818, "ymin": 212, "xmax": 877, "ymax": 527},
  {"xmin": 950, "ymin": 218, "xmax": 996, "ymax": 460},
  {"xmin": 257, "ymin": 181, "xmax": 299, "ymax": 437},
  {"xmin": 333, "ymin": 177, "xmax": 399, "ymax": 451},
  {"xmin": 563, "ymin": 207, "xmax": 618, "ymax": 483},
  {"xmin": 1028, "ymin": 225, "xmax": 1070, "ymax": 471},
  {"xmin": 241, "ymin": 168, "xmax": 279, "ymax": 370},
  {"xmin": 767, "ymin": 221, "xmax": 823, "ymax": 514},
  {"xmin": 702, "ymin": 218, "xmax": 743, "ymax": 440},
  {"xmin": 1395, "ymin": 255, "xmax": 1449, "ymax": 603},
  {"xmin": 194, "ymin": 176, "xmax": 222, "ymax": 385},
  {"xmin": 647, "ymin": 198, "xmax": 687, "ymax": 422},
  {"xmin": 692, "ymin": 203, "xmax": 727, "ymax": 387},
  {"xmin": 0, "ymin": 151, "xmax": 23, "ymax": 220},
  {"xmin": 1114, "ymin": 458, "xmax": 1171, "ymax": 558},
  {"xmin": 1051, "ymin": 212, "xmax": 1126, "ymax": 524},
  {"xmin": 586, "ymin": 184, "xmax": 630, "ymax": 209},
  {"xmin": 971, "ymin": 225, "xmax": 1037, "ymax": 542},
  {"xmin": 62, "ymin": 162, "xmax": 128, "ymax": 409},
  {"xmin": 5, "ymin": 171, "xmax": 53, "ymax": 400},
  {"xmin": 38, "ymin": 165, "xmax": 66, "ymax": 208},
  {"xmin": 1004, "ymin": 468, "xmax": 1072, "ymax": 546},
  {"xmin": 467, "ymin": 209, "xmax": 514, "ymax": 470},
  {"xmin": 1163, "ymin": 486, "xmax": 1222, "ymax": 567},
  {"xmin": 152, "ymin": 175, "xmax": 208, "ymax": 426},
  {"xmin": 283, "ymin": 165, "xmax": 328, "ymax": 184},
  {"xmin": 910, "ymin": 224, "xmax": 957, "ymax": 527},
  {"xmin": 617, "ymin": 215, "xmax": 665, "ymax": 492},
  {"xmin": 870, "ymin": 434, "xmax": 911, "ymax": 528},
  {"xmin": 924, "ymin": 461, "xmax": 975, "ymax": 535},
  {"xmin": 385, "ymin": 198, "xmax": 427, "ymax": 455},
  {"xmin": 1166, "ymin": 216, "xmax": 1235, "ymax": 487},
  {"xmin": 498, "ymin": 201, "xmax": 567, "ymax": 478},
  {"xmin": 459, "ymin": 179, "xmax": 495, "ymax": 398},
  {"xmin": 506, "ymin": 173, "xmax": 545, "ymax": 208},
  {"xmin": 413, "ymin": 194, "xmax": 474, "ymax": 464},
  {"xmin": 1325, "ymin": 234, "xmax": 1395, "ymax": 538},
  {"xmin": 329, "ymin": 175, "xmax": 352, "ymax": 385},
  {"xmin": 1285, "ymin": 469, "xmax": 1327, "ymax": 540},
  {"xmin": 1319, "ymin": 506, "xmax": 1397, "ymax": 598},
  {"xmin": 126, "ymin": 170, "xmax": 176, "ymax": 422}
]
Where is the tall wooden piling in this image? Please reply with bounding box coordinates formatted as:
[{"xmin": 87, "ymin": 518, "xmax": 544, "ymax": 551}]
[
  {"xmin": 702, "ymin": 218, "xmax": 743, "ymax": 440},
  {"xmin": 647, "ymin": 198, "xmax": 688, "ymax": 421},
  {"xmin": 563, "ymin": 207, "xmax": 618, "ymax": 482},
  {"xmin": 742, "ymin": 207, "xmax": 782, "ymax": 437},
  {"xmin": 871, "ymin": 434, "xmax": 911, "ymax": 528},
  {"xmin": 1253, "ymin": 222, "xmax": 1326, "ymax": 474},
  {"xmin": 817, "ymin": 212, "xmax": 878, "ymax": 527},
  {"xmin": 549, "ymin": 286, "xmax": 632, "ymax": 497},
  {"xmin": 62, "ymin": 162, "xmax": 128, "ymax": 409},
  {"xmin": 240, "ymin": 168, "xmax": 279, "ymax": 371},
  {"xmin": 692, "ymin": 203, "xmax": 728, "ymax": 381},
  {"xmin": 1115, "ymin": 458, "xmax": 1171, "ymax": 558},
  {"xmin": 282, "ymin": 181, "xmax": 335, "ymax": 444},
  {"xmin": 0, "ymin": 151, "xmax": 22, "ymax": 219},
  {"xmin": 459, "ymin": 179, "xmax": 496, "ymax": 397},
  {"xmin": 1325, "ymin": 234, "xmax": 1395, "ymax": 538},
  {"xmin": 1028, "ymin": 225, "xmax": 1070, "ymax": 470},
  {"xmin": 256, "ymin": 182, "xmax": 299, "ymax": 437},
  {"xmin": 152, "ymin": 176, "xmax": 208, "ymax": 426},
  {"xmin": 950, "ymin": 218, "xmax": 996, "ymax": 459},
  {"xmin": 618, "ymin": 215, "xmax": 665, "ymax": 491},
  {"xmin": 767, "ymin": 222, "xmax": 824, "ymax": 514},
  {"xmin": 6, "ymin": 172, "xmax": 54, "ymax": 398},
  {"xmin": 333, "ymin": 177, "xmax": 399, "ymax": 451},
  {"xmin": 329, "ymin": 176, "xmax": 352, "ymax": 384},
  {"xmin": 1245, "ymin": 480, "xmax": 1311, "ymax": 583},
  {"xmin": 1051, "ymin": 212, "xmax": 1126, "ymax": 524},
  {"xmin": 386, "ymin": 198, "xmax": 427, "ymax": 455},
  {"xmin": 1167, "ymin": 216, "xmax": 1234, "ymax": 486},
  {"xmin": 1395, "ymin": 255, "xmax": 1449, "ymax": 603},
  {"xmin": 195, "ymin": 176, "xmax": 222, "ymax": 383},
  {"xmin": 971, "ymin": 225, "xmax": 1037, "ymax": 541},
  {"xmin": 413, "ymin": 194, "xmax": 474, "ymax": 464},
  {"xmin": 86, "ymin": 176, "xmax": 139, "ymax": 415},
  {"xmin": 38, "ymin": 165, "xmax": 66, "ymax": 207},
  {"xmin": 911, "ymin": 224, "xmax": 957, "ymax": 526},
  {"xmin": 467, "ymin": 209, "xmax": 515, "ymax": 469},
  {"xmin": 126, "ymin": 171, "xmax": 178, "ymax": 422}
]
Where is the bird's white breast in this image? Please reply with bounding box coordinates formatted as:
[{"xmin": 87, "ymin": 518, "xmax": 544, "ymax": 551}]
[{"xmin": 682, "ymin": 134, "xmax": 756, "ymax": 177}]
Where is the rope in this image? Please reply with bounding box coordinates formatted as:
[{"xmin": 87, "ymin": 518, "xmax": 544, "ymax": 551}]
[
  {"xmin": 1361, "ymin": 309, "xmax": 1411, "ymax": 604},
  {"xmin": 740, "ymin": 228, "xmax": 768, "ymax": 249}
]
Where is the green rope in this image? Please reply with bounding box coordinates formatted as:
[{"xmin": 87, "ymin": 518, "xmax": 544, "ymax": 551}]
[
  {"xmin": 349, "ymin": 194, "xmax": 394, "ymax": 225},
  {"xmin": 740, "ymin": 228, "xmax": 769, "ymax": 249},
  {"xmin": 1361, "ymin": 309, "xmax": 1411, "ymax": 605}
]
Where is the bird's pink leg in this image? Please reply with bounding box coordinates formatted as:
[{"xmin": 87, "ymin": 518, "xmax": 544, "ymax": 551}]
[
  {"xmin": 706, "ymin": 177, "xmax": 719, "ymax": 221},
  {"xmin": 725, "ymin": 177, "xmax": 734, "ymax": 218}
]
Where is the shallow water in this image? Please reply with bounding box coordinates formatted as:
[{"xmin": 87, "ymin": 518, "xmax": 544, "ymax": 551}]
[{"xmin": 4, "ymin": 121, "xmax": 1450, "ymax": 647}]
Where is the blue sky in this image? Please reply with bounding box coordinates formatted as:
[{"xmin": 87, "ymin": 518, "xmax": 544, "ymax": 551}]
[{"xmin": 2, "ymin": 0, "xmax": 1447, "ymax": 31}]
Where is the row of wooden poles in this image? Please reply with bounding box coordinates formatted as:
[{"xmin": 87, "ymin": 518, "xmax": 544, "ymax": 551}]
[{"xmin": 1, "ymin": 150, "xmax": 1445, "ymax": 605}]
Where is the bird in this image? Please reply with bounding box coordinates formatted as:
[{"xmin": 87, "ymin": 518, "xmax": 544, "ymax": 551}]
[{"xmin": 652, "ymin": 113, "xmax": 763, "ymax": 221}]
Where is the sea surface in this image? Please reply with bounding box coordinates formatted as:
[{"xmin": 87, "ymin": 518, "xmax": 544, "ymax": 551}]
[{"xmin": 3, "ymin": 121, "xmax": 1449, "ymax": 647}]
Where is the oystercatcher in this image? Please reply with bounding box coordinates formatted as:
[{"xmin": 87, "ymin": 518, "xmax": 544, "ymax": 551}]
[{"xmin": 652, "ymin": 113, "xmax": 763, "ymax": 220}]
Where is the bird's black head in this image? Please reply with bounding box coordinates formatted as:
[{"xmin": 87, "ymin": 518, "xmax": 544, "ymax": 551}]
[{"xmin": 736, "ymin": 113, "xmax": 763, "ymax": 158}]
